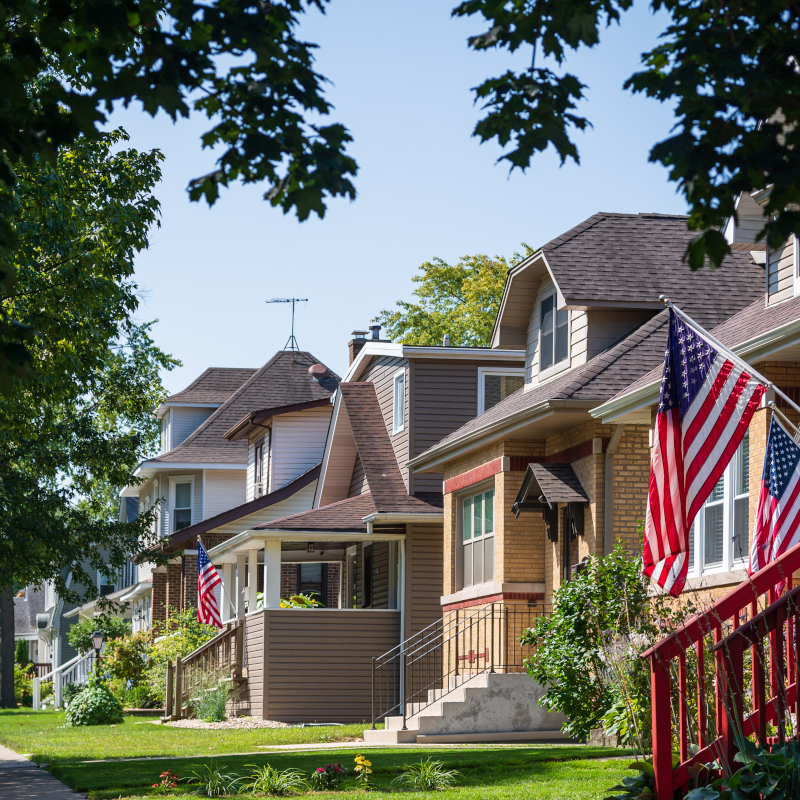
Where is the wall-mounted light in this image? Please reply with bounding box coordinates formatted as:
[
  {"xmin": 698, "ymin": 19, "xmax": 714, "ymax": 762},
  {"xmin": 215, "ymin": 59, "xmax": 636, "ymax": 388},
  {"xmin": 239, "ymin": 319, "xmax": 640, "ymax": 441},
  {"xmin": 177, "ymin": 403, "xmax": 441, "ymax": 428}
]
[{"xmin": 307, "ymin": 543, "xmax": 315, "ymax": 553}]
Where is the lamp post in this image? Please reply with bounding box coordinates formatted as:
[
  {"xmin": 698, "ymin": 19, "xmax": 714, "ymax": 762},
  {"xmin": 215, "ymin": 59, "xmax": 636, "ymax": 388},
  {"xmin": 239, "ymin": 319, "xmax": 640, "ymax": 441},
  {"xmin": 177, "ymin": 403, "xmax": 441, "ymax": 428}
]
[{"xmin": 91, "ymin": 630, "xmax": 105, "ymax": 674}]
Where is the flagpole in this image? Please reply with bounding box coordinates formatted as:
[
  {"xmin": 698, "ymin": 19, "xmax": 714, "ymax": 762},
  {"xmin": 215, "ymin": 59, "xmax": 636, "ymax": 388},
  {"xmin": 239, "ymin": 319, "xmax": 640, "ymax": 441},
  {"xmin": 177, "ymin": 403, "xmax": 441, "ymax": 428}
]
[
  {"xmin": 197, "ymin": 537, "xmax": 237, "ymax": 621},
  {"xmin": 768, "ymin": 401, "xmax": 800, "ymax": 441},
  {"xmin": 660, "ymin": 295, "xmax": 800, "ymax": 418}
]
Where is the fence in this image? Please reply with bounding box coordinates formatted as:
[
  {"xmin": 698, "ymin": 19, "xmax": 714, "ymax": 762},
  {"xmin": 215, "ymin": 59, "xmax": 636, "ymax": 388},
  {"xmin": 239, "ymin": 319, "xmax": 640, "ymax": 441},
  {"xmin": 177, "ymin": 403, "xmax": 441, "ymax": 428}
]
[
  {"xmin": 32, "ymin": 651, "xmax": 95, "ymax": 710},
  {"xmin": 163, "ymin": 619, "xmax": 244, "ymax": 720},
  {"xmin": 646, "ymin": 540, "xmax": 800, "ymax": 799},
  {"xmin": 371, "ymin": 602, "xmax": 546, "ymax": 728}
]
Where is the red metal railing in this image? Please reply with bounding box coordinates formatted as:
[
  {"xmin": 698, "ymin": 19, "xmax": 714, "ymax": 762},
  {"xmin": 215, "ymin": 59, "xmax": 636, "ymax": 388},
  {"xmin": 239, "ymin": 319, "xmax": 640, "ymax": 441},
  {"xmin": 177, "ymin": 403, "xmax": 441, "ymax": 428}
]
[{"xmin": 645, "ymin": 541, "xmax": 800, "ymax": 799}]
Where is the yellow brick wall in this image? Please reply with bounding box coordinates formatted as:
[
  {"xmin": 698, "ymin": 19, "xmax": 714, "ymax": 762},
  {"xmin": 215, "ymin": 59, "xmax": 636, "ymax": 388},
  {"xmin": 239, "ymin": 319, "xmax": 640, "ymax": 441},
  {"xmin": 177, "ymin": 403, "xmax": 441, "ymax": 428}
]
[{"xmin": 611, "ymin": 425, "xmax": 651, "ymax": 554}]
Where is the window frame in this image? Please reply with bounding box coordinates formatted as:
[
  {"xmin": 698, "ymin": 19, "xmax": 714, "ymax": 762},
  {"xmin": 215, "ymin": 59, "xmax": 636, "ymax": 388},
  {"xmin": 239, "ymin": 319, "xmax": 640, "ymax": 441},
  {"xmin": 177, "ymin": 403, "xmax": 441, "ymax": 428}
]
[
  {"xmin": 456, "ymin": 481, "xmax": 496, "ymax": 590},
  {"xmin": 538, "ymin": 293, "xmax": 570, "ymax": 375},
  {"xmin": 392, "ymin": 368, "xmax": 406, "ymax": 435},
  {"xmin": 169, "ymin": 475, "xmax": 195, "ymax": 533},
  {"xmin": 477, "ymin": 367, "xmax": 526, "ymax": 415},
  {"xmin": 686, "ymin": 432, "xmax": 749, "ymax": 578}
]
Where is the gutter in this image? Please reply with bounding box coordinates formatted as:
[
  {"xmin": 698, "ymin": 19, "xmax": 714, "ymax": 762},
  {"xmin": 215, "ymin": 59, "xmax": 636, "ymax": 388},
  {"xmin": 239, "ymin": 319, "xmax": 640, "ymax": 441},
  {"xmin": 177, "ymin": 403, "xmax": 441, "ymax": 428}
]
[
  {"xmin": 361, "ymin": 512, "xmax": 444, "ymax": 525},
  {"xmin": 408, "ymin": 399, "xmax": 598, "ymax": 473}
]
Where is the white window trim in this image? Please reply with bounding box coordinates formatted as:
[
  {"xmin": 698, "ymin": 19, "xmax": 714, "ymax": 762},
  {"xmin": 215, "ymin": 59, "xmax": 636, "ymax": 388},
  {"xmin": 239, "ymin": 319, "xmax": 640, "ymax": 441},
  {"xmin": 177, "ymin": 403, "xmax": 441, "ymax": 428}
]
[
  {"xmin": 538, "ymin": 293, "xmax": 570, "ymax": 376},
  {"xmin": 477, "ymin": 367, "xmax": 526, "ymax": 415},
  {"xmin": 793, "ymin": 233, "xmax": 800, "ymax": 298},
  {"xmin": 168, "ymin": 474, "xmax": 195, "ymax": 534},
  {"xmin": 392, "ymin": 368, "xmax": 406, "ymax": 435},
  {"xmin": 455, "ymin": 479, "xmax": 496, "ymax": 591},
  {"xmin": 687, "ymin": 438, "xmax": 749, "ymax": 579}
]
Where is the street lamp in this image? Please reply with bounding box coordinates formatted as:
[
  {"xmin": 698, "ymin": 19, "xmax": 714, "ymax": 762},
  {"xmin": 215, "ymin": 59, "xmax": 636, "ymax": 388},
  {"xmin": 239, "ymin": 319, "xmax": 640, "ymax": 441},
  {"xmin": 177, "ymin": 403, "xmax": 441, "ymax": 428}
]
[{"xmin": 91, "ymin": 630, "xmax": 105, "ymax": 672}]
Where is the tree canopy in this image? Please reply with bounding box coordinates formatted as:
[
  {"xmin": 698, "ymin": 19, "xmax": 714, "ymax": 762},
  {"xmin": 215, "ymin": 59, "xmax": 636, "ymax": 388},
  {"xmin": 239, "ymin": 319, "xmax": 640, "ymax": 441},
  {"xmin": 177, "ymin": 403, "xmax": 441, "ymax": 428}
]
[
  {"xmin": 374, "ymin": 247, "xmax": 532, "ymax": 347},
  {"xmin": 454, "ymin": 0, "xmax": 800, "ymax": 269},
  {"xmin": 0, "ymin": 129, "xmax": 177, "ymax": 602}
]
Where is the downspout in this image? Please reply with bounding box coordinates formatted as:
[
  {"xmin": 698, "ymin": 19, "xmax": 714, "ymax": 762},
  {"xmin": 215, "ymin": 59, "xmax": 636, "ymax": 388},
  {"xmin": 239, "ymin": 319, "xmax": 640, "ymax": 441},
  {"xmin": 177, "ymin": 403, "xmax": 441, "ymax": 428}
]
[{"xmin": 604, "ymin": 425, "xmax": 626, "ymax": 556}]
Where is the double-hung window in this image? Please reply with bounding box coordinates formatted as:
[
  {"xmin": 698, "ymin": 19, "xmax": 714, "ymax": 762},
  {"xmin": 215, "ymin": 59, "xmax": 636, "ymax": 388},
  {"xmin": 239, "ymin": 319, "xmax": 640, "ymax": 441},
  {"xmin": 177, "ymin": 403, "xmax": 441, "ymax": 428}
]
[
  {"xmin": 540, "ymin": 294, "xmax": 569, "ymax": 372},
  {"xmin": 461, "ymin": 488, "xmax": 495, "ymax": 587},
  {"xmin": 687, "ymin": 431, "xmax": 749, "ymax": 576},
  {"xmin": 393, "ymin": 369, "xmax": 405, "ymax": 434},
  {"xmin": 172, "ymin": 480, "xmax": 192, "ymax": 532}
]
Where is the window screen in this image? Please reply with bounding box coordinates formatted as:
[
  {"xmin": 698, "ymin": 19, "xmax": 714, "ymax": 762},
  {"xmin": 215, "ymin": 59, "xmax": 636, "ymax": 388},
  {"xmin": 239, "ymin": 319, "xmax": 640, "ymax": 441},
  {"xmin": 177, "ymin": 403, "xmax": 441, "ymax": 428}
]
[
  {"xmin": 483, "ymin": 374, "xmax": 524, "ymax": 412},
  {"xmin": 174, "ymin": 482, "xmax": 192, "ymax": 531},
  {"xmin": 540, "ymin": 295, "xmax": 569, "ymax": 371}
]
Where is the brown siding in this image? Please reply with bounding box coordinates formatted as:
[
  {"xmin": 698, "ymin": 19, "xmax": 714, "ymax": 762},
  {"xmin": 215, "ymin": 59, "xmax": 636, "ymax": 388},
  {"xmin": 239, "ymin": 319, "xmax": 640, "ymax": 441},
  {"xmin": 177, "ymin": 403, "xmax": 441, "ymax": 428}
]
[
  {"xmin": 243, "ymin": 609, "xmax": 401, "ymax": 722},
  {"xmin": 360, "ymin": 356, "xmax": 409, "ymax": 488},
  {"xmin": 407, "ymin": 523, "xmax": 444, "ymax": 636},
  {"xmin": 347, "ymin": 453, "xmax": 368, "ymax": 497},
  {"xmin": 371, "ymin": 542, "xmax": 390, "ymax": 609}
]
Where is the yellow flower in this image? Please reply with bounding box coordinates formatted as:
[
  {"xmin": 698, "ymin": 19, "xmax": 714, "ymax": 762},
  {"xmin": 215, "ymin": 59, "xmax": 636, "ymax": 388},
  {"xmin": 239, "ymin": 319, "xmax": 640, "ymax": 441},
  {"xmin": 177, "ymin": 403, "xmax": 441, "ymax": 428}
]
[{"xmin": 354, "ymin": 754, "xmax": 373, "ymax": 773}]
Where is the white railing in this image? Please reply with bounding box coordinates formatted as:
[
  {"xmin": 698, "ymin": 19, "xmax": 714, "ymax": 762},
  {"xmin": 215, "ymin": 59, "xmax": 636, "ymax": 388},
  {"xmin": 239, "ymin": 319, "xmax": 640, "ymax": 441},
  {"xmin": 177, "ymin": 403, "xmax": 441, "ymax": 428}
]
[{"xmin": 33, "ymin": 650, "xmax": 95, "ymax": 710}]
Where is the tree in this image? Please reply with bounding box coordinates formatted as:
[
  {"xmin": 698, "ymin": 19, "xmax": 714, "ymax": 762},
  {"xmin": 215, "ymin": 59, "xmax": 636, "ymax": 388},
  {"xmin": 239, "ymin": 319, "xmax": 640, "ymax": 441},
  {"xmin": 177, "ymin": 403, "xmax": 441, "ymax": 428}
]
[
  {"xmin": 0, "ymin": 129, "xmax": 177, "ymax": 704},
  {"xmin": 68, "ymin": 616, "xmax": 131, "ymax": 655},
  {"xmin": 374, "ymin": 247, "xmax": 532, "ymax": 347},
  {"xmin": 453, "ymin": 0, "xmax": 800, "ymax": 269}
]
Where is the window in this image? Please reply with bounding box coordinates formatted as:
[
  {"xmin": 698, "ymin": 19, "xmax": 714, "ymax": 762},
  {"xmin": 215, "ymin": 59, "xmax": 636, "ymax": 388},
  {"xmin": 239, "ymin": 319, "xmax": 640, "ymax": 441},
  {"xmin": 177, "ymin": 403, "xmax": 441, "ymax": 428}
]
[
  {"xmin": 539, "ymin": 294, "xmax": 569, "ymax": 372},
  {"xmin": 478, "ymin": 369, "xmax": 525, "ymax": 414},
  {"xmin": 687, "ymin": 432, "xmax": 749, "ymax": 577},
  {"xmin": 254, "ymin": 432, "xmax": 269, "ymax": 497},
  {"xmin": 461, "ymin": 488, "xmax": 495, "ymax": 587},
  {"xmin": 172, "ymin": 481, "xmax": 192, "ymax": 531},
  {"xmin": 392, "ymin": 369, "xmax": 405, "ymax": 434},
  {"xmin": 298, "ymin": 563, "xmax": 327, "ymax": 606}
]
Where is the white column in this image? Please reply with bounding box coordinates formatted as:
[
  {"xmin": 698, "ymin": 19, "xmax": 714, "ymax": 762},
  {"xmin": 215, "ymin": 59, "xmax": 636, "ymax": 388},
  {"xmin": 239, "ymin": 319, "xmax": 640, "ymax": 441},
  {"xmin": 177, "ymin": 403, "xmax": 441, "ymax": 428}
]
[
  {"xmin": 221, "ymin": 563, "xmax": 234, "ymax": 622},
  {"xmin": 263, "ymin": 541, "xmax": 282, "ymax": 608},
  {"xmin": 236, "ymin": 554, "xmax": 246, "ymax": 619},
  {"xmin": 248, "ymin": 549, "xmax": 259, "ymax": 611}
]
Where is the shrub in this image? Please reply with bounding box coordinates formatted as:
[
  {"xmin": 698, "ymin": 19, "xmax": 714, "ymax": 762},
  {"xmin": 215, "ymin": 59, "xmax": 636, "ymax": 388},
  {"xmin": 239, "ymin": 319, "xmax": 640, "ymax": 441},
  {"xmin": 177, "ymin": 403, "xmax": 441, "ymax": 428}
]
[
  {"xmin": 67, "ymin": 615, "xmax": 130, "ymax": 654},
  {"xmin": 310, "ymin": 763, "xmax": 346, "ymax": 791},
  {"xmin": 182, "ymin": 763, "xmax": 241, "ymax": 797},
  {"xmin": 14, "ymin": 638, "xmax": 30, "ymax": 666},
  {"xmin": 104, "ymin": 629, "xmax": 151, "ymax": 685},
  {"xmin": 192, "ymin": 670, "xmax": 231, "ymax": 723},
  {"xmin": 240, "ymin": 764, "xmax": 309, "ymax": 796},
  {"xmin": 123, "ymin": 683, "xmax": 158, "ymax": 709},
  {"xmin": 390, "ymin": 758, "xmax": 460, "ymax": 791},
  {"xmin": 62, "ymin": 682, "xmax": 83, "ymax": 707},
  {"xmin": 64, "ymin": 671, "xmax": 124, "ymax": 726},
  {"xmin": 14, "ymin": 663, "xmax": 32, "ymax": 706}
]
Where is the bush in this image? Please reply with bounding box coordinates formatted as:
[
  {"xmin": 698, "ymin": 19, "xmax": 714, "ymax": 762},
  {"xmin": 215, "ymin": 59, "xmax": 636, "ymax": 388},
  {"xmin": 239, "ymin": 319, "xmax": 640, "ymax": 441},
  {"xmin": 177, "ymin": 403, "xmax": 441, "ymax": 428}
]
[
  {"xmin": 62, "ymin": 682, "xmax": 83, "ymax": 707},
  {"xmin": 123, "ymin": 683, "xmax": 158, "ymax": 709},
  {"xmin": 390, "ymin": 758, "xmax": 460, "ymax": 791},
  {"xmin": 310, "ymin": 763, "xmax": 346, "ymax": 791},
  {"xmin": 14, "ymin": 663, "xmax": 32, "ymax": 706},
  {"xmin": 68, "ymin": 615, "xmax": 130, "ymax": 655},
  {"xmin": 64, "ymin": 671, "xmax": 124, "ymax": 726},
  {"xmin": 104, "ymin": 629, "xmax": 151, "ymax": 684},
  {"xmin": 14, "ymin": 638, "xmax": 30, "ymax": 666},
  {"xmin": 192, "ymin": 671, "xmax": 231, "ymax": 722}
]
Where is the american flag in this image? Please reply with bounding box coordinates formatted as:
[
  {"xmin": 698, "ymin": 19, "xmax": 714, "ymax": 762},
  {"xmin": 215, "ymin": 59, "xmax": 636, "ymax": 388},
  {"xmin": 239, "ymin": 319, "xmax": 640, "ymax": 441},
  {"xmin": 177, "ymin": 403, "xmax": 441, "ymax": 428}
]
[
  {"xmin": 643, "ymin": 308, "xmax": 765, "ymax": 595},
  {"xmin": 197, "ymin": 540, "xmax": 222, "ymax": 628},
  {"xmin": 749, "ymin": 415, "xmax": 800, "ymax": 576}
]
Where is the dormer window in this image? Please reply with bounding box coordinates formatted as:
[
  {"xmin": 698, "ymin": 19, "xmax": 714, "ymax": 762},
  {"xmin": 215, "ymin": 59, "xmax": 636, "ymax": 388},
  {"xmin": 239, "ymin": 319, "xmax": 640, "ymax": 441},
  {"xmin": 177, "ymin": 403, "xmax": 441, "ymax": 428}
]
[
  {"xmin": 540, "ymin": 294, "xmax": 568, "ymax": 371},
  {"xmin": 392, "ymin": 369, "xmax": 405, "ymax": 434}
]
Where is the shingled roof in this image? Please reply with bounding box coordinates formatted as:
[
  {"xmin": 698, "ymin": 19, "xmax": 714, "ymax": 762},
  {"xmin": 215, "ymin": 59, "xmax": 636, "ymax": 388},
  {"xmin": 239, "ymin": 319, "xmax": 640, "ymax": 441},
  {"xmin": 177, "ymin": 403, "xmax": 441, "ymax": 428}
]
[
  {"xmin": 165, "ymin": 368, "xmax": 257, "ymax": 405},
  {"xmin": 540, "ymin": 213, "xmax": 764, "ymax": 325},
  {"xmin": 149, "ymin": 351, "xmax": 339, "ymax": 466}
]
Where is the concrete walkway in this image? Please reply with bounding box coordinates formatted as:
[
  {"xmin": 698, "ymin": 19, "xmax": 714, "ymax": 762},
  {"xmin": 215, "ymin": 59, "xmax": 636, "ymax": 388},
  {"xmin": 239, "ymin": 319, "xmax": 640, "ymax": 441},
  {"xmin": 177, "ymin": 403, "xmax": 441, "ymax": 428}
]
[{"xmin": 0, "ymin": 744, "xmax": 84, "ymax": 798}]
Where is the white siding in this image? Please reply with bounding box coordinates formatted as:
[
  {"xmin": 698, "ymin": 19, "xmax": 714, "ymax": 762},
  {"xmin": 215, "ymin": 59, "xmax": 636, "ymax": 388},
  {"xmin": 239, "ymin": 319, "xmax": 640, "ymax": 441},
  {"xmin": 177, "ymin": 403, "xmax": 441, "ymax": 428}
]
[
  {"xmin": 203, "ymin": 469, "xmax": 247, "ymax": 520},
  {"xmin": 210, "ymin": 482, "xmax": 317, "ymax": 537},
  {"xmin": 137, "ymin": 561, "xmax": 154, "ymax": 583},
  {"xmin": 768, "ymin": 236, "xmax": 795, "ymax": 306},
  {"xmin": 270, "ymin": 407, "xmax": 332, "ymax": 490},
  {"xmin": 246, "ymin": 428, "xmax": 270, "ymax": 503},
  {"xmin": 161, "ymin": 415, "xmax": 171, "ymax": 453},
  {"xmin": 170, "ymin": 407, "xmax": 215, "ymax": 448}
]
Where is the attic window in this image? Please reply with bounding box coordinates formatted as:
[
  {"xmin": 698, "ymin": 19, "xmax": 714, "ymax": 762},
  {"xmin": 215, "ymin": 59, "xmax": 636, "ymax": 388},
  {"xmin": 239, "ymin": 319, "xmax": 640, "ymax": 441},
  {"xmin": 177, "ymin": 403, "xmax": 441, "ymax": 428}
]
[
  {"xmin": 540, "ymin": 294, "xmax": 568, "ymax": 371},
  {"xmin": 392, "ymin": 369, "xmax": 405, "ymax": 434}
]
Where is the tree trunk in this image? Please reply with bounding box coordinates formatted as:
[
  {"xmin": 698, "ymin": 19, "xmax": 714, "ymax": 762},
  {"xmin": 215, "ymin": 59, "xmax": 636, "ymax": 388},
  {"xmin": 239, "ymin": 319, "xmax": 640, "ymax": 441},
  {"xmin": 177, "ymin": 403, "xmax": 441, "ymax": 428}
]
[{"xmin": 0, "ymin": 585, "xmax": 15, "ymax": 708}]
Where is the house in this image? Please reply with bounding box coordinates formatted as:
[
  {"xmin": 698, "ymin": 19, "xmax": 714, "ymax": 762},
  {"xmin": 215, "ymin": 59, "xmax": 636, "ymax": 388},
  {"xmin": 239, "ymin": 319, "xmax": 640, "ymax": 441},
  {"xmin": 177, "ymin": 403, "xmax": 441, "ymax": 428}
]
[
  {"xmin": 14, "ymin": 584, "xmax": 46, "ymax": 666},
  {"xmin": 373, "ymin": 212, "xmax": 770, "ymax": 742},
  {"xmin": 197, "ymin": 330, "xmax": 525, "ymax": 722}
]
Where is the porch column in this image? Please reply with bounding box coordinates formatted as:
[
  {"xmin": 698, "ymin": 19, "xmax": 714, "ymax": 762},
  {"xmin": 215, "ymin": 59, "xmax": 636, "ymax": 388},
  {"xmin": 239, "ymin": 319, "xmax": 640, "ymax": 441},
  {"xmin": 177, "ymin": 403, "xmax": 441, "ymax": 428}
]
[
  {"xmin": 236, "ymin": 554, "xmax": 246, "ymax": 619},
  {"xmin": 263, "ymin": 540, "xmax": 281, "ymax": 608},
  {"xmin": 248, "ymin": 549, "xmax": 259, "ymax": 611},
  {"xmin": 221, "ymin": 563, "xmax": 234, "ymax": 622}
]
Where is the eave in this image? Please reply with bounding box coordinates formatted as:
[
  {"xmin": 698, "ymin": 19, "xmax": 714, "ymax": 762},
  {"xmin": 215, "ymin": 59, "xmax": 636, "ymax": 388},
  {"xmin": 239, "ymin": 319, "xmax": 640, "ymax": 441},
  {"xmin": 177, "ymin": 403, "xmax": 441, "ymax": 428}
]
[{"xmin": 224, "ymin": 398, "xmax": 332, "ymax": 441}]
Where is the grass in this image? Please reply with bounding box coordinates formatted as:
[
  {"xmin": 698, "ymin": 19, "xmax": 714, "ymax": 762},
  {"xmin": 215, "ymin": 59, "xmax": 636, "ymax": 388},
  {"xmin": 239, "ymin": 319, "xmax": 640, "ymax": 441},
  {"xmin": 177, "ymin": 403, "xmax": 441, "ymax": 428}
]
[
  {"xmin": 0, "ymin": 709, "xmax": 372, "ymax": 763},
  {"xmin": 49, "ymin": 747, "xmax": 633, "ymax": 799}
]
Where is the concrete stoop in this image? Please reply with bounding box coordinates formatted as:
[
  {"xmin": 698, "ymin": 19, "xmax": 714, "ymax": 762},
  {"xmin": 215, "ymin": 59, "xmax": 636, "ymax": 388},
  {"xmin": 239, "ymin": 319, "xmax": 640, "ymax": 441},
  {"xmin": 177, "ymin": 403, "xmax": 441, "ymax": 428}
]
[{"xmin": 364, "ymin": 672, "xmax": 570, "ymax": 744}]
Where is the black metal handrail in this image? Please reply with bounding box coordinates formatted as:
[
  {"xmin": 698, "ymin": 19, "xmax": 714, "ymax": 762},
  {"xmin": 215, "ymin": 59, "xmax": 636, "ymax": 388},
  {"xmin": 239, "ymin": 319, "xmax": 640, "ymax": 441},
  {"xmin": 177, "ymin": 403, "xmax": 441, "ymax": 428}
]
[{"xmin": 371, "ymin": 602, "xmax": 547, "ymax": 729}]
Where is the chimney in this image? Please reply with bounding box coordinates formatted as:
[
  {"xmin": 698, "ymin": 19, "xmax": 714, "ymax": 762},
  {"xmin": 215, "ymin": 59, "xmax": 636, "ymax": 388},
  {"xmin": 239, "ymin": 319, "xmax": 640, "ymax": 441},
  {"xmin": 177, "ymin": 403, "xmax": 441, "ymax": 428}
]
[
  {"xmin": 369, "ymin": 324, "xmax": 381, "ymax": 340},
  {"xmin": 348, "ymin": 330, "xmax": 368, "ymax": 365}
]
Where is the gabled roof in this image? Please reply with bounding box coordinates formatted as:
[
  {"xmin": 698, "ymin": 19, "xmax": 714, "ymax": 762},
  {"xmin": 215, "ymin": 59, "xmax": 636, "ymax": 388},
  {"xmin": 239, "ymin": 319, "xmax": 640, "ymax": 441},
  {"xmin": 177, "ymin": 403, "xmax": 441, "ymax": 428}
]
[
  {"xmin": 412, "ymin": 311, "xmax": 670, "ymax": 467},
  {"xmin": 165, "ymin": 368, "xmax": 258, "ymax": 404},
  {"xmin": 146, "ymin": 351, "xmax": 339, "ymax": 467},
  {"xmin": 156, "ymin": 464, "xmax": 322, "ymax": 553},
  {"xmin": 14, "ymin": 585, "xmax": 45, "ymax": 635},
  {"xmin": 251, "ymin": 491, "xmax": 443, "ymax": 535},
  {"xmin": 492, "ymin": 212, "xmax": 765, "ymax": 347},
  {"xmin": 224, "ymin": 398, "xmax": 332, "ymax": 441}
]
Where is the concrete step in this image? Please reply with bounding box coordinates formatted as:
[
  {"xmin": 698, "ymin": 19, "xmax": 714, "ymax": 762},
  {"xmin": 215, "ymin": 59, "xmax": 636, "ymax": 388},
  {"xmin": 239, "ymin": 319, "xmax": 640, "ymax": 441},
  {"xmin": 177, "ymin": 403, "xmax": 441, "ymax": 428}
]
[{"xmin": 363, "ymin": 727, "xmax": 417, "ymax": 744}]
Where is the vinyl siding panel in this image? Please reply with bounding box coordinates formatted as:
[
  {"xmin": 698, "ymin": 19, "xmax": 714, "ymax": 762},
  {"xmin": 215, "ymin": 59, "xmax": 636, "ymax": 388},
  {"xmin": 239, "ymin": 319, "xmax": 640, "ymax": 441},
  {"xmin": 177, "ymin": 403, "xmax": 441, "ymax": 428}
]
[
  {"xmin": 246, "ymin": 429, "xmax": 269, "ymax": 503},
  {"xmin": 170, "ymin": 407, "xmax": 215, "ymax": 448},
  {"xmin": 407, "ymin": 524, "xmax": 444, "ymax": 637},
  {"xmin": 768, "ymin": 237, "xmax": 795, "ymax": 306},
  {"xmin": 360, "ymin": 356, "xmax": 409, "ymax": 488},
  {"xmin": 203, "ymin": 470, "xmax": 247, "ymax": 520},
  {"xmin": 270, "ymin": 408, "xmax": 331, "ymax": 490},
  {"xmin": 348, "ymin": 454, "xmax": 368, "ymax": 497}
]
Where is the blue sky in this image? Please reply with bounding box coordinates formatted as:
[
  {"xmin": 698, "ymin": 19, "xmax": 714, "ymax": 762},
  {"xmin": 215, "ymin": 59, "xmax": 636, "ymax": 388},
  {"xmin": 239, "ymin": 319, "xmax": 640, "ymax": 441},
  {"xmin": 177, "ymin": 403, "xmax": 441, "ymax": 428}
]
[{"xmin": 108, "ymin": 0, "xmax": 685, "ymax": 395}]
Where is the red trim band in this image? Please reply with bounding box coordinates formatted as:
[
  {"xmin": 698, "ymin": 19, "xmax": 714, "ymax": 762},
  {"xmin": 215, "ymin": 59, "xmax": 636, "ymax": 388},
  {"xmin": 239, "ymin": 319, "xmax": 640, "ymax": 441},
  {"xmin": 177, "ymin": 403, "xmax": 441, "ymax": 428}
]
[{"xmin": 442, "ymin": 592, "xmax": 545, "ymax": 612}]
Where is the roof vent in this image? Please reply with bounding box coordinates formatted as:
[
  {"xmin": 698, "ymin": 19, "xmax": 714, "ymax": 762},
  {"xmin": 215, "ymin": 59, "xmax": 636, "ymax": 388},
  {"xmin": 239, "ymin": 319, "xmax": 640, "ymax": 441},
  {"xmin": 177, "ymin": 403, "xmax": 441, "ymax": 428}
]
[
  {"xmin": 308, "ymin": 363, "xmax": 330, "ymax": 380},
  {"xmin": 369, "ymin": 324, "xmax": 381, "ymax": 340},
  {"xmin": 352, "ymin": 330, "xmax": 368, "ymax": 340}
]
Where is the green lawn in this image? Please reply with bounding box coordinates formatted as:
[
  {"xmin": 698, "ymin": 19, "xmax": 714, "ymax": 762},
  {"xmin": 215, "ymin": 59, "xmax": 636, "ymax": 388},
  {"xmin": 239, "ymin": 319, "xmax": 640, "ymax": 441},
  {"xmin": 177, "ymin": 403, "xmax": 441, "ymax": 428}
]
[
  {"xmin": 50, "ymin": 747, "xmax": 632, "ymax": 799},
  {"xmin": 0, "ymin": 710, "xmax": 371, "ymax": 762}
]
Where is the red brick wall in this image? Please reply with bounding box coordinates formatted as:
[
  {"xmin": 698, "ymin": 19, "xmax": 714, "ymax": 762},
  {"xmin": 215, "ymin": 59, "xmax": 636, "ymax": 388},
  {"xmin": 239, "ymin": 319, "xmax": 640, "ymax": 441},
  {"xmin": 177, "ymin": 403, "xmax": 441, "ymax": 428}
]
[
  {"xmin": 327, "ymin": 563, "xmax": 340, "ymax": 608},
  {"xmin": 281, "ymin": 564, "xmax": 298, "ymax": 598},
  {"xmin": 280, "ymin": 562, "xmax": 341, "ymax": 607},
  {"xmin": 183, "ymin": 554, "xmax": 198, "ymax": 610},
  {"xmin": 152, "ymin": 571, "xmax": 167, "ymax": 625}
]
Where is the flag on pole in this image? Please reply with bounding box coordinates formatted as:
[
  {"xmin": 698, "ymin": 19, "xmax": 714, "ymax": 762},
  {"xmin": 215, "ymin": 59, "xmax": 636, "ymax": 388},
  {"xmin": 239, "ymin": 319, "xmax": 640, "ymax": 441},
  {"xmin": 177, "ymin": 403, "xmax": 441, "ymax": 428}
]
[
  {"xmin": 643, "ymin": 308, "xmax": 765, "ymax": 595},
  {"xmin": 197, "ymin": 540, "xmax": 223, "ymax": 628},
  {"xmin": 749, "ymin": 414, "xmax": 800, "ymax": 577}
]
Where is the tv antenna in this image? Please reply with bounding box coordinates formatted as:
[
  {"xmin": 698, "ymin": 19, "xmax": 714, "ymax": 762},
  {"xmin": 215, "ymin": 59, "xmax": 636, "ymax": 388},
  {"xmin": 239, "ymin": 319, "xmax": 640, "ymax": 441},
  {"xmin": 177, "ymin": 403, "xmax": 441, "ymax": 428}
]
[{"xmin": 266, "ymin": 298, "xmax": 308, "ymax": 351}]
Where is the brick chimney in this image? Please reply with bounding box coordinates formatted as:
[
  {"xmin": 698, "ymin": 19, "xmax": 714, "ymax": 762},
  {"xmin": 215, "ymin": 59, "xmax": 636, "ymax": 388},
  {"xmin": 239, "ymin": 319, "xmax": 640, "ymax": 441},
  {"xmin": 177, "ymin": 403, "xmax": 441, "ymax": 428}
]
[{"xmin": 348, "ymin": 330, "xmax": 368, "ymax": 365}]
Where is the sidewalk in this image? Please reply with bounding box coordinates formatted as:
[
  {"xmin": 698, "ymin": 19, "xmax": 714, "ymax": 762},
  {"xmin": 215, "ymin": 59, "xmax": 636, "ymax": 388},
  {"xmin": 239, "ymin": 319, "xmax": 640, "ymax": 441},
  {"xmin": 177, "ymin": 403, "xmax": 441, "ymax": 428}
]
[{"xmin": 0, "ymin": 743, "xmax": 84, "ymax": 798}]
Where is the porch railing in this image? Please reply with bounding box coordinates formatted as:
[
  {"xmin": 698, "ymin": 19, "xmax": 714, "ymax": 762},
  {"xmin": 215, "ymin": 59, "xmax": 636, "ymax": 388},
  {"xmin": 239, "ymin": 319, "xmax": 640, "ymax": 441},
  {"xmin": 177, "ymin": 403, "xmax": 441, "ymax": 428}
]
[
  {"xmin": 164, "ymin": 619, "xmax": 245, "ymax": 720},
  {"xmin": 32, "ymin": 651, "xmax": 95, "ymax": 710},
  {"xmin": 371, "ymin": 602, "xmax": 546, "ymax": 729},
  {"xmin": 645, "ymin": 540, "xmax": 800, "ymax": 799}
]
